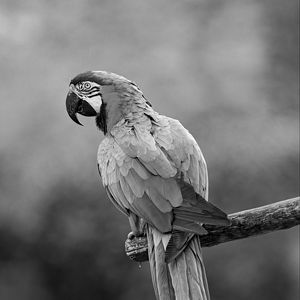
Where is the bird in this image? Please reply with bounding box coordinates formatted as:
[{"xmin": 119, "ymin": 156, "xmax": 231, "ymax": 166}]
[{"xmin": 66, "ymin": 70, "xmax": 229, "ymax": 300}]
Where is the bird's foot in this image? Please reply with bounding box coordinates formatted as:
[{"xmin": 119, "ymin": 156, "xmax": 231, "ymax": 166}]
[
  {"xmin": 127, "ymin": 232, "xmax": 136, "ymax": 240},
  {"xmin": 127, "ymin": 231, "xmax": 145, "ymax": 240}
]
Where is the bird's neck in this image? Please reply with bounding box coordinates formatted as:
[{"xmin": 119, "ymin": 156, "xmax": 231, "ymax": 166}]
[
  {"xmin": 97, "ymin": 87, "xmax": 155, "ymax": 135},
  {"xmin": 95, "ymin": 102, "xmax": 108, "ymax": 134}
]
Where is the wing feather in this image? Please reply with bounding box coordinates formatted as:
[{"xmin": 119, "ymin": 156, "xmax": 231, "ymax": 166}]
[
  {"xmin": 172, "ymin": 219, "xmax": 207, "ymax": 235},
  {"xmin": 107, "ymin": 166, "xmax": 119, "ymax": 184},
  {"xmin": 145, "ymin": 186, "xmax": 173, "ymax": 213},
  {"xmin": 147, "ymin": 176, "xmax": 182, "ymax": 207},
  {"xmin": 131, "ymin": 159, "xmax": 149, "ymax": 179},
  {"xmin": 187, "ymin": 154, "xmax": 200, "ymax": 193},
  {"xmin": 108, "ymin": 182, "xmax": 131, "ymax": 209},
  {"xmin": 139, "ymin": 160, "xmax": 159, "ymax": 175},
  {"xmin": 119, "ymin": 175, "xmax": 134, "ymax": 203},
  {"xmin": 119, "ymin": 156, "xmax": 132, "ymax": 176},
  {"xmin": 105, "ymin": 186, "xmax": 129, "ymax": 216},
  {"xmin": 132, "ymin": 194, "xmax": 173, "ymax": 232},
  {"xmin": 107, "ymin": 155, "xmax": 116, "ymax": 173},
  {"xmin": 125, "ymin": 169, "xmax": 145, "ymax": 198}
]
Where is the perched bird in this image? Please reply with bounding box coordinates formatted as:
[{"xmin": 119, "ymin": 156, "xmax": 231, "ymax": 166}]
[{"xmin": 66, "ymin": 71, "xmax": 229, "ymax": 300}]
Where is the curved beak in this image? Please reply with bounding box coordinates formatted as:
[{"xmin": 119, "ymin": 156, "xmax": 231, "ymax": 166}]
[{"xmin": 66, "ymin": 91, "xmax": 97, "ymax": 126}]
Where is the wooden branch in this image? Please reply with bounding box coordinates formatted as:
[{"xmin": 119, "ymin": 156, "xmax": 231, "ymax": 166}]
[{"xmin": 125, "ymin": 197, "xmax": 300, "ymax": 262}]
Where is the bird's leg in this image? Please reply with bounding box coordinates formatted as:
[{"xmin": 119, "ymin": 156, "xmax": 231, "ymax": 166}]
[{"xmin": 128, "ymin": 213, "xmax": 146, "ymax": 240}]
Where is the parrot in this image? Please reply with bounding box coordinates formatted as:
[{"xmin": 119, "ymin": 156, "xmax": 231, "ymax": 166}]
[{"xmin": 66, "ymin": 71, "xmax": 229, "ymax": 300}]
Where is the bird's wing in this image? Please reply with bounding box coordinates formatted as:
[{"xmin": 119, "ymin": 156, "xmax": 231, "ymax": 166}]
[
  {"xmin": 98, "ymin": 116, "xmax": 228, "ymax": 237},
  {"xmin": 152, "ymin": 117, "xmax": 230, "ymax": 261},
  {"xmin": 153, "ymin": 116, "xmax": 208, "ymax": 197},
  {"xmin": 98, "ymin": 134, "xmax": 175, "ymax": 233}
]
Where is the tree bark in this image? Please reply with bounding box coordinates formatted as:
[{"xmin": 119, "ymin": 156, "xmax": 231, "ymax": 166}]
[{"xmin": 125, "ymin": 197, "xmax": 300, "ymax": 262}]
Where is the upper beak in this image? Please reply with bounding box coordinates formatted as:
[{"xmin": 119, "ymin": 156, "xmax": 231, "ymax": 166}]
[{"xmin": 66, "ymin": 91, "xmax": 97, "ymax": 126}]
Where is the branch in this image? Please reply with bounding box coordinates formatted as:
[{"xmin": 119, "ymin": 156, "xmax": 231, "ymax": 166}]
[{"xmin": 125, "ymin": 197, "xmax": 300, "ymax": 262}]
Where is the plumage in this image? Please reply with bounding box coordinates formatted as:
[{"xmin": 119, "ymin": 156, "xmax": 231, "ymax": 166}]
[
  {"xmin": 147, "ymin": 176, "xmax": 182, "ymax": 207},
  {"xmin": 66, "ymin": 70, "xmax": 230, "ymax": 300},
  {"xmin": 105, "ymin": 186, "xmax": 128, "ymax": 216},
  {"xmin": 108, "ymin": 182, "xmax": 131, "ymax": 210},
  {"xmin": 132, "ymin": 195, "xmax": 173, "ymax": 233},
  {"xmin": 125, "ymin": 169, "xmax": 145, "ymax": 198},
  {"xmin": 165, "ymin": 231, "xmax": 194, "ymax": 262},
  {"xmin": 131, "ymin": 159, "xmax": 149, "ymax": 180},
  {"xmin": 145, "ymin": 186, "xmax": 173, "ymax": 213},
  {"xmin": 96, "ymin": 114, "xmax": 229, "ymax": 235},
  {"xmin": 173, "ymin": 218, "xmax": 208, "ymax": 235}
]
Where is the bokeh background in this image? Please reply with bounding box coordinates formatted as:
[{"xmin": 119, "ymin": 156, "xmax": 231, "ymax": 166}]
[{"xmin": 0, "ymin": 0, "xmax": 299, "ymax": 299}]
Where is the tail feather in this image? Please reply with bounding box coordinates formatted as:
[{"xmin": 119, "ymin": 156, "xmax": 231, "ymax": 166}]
[
  {"xmin": 147, "ymin": 225, "xmax": 210, "ymax": 300},
  {"xmin": 168, "ymin": 236, "xmax": 210, "ymax": 300},
  {"xmin": 148, "ymin": 226, "xmax": 175, "ymax": 300},
  {"xmin": 165, "ymin": 231, "xmax": 194, "ymax": 262}
]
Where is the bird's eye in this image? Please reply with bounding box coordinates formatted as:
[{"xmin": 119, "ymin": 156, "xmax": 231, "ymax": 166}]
[{"xmin": 83, "ymin": 82, "xmax": 91, "ymax": 90}]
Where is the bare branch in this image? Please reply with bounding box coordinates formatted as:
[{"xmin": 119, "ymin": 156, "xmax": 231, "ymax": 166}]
[{"xmin": 125, "ymin": 197, "xmax": 300, "ymax": 262}]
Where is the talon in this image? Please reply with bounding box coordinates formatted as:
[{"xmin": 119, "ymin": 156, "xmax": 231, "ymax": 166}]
[{"xmin": 127, "ymin": 232, "xmax": 136, "ymax": 240}]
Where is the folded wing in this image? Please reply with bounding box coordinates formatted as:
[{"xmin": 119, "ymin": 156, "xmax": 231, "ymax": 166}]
[{"xmin": 98, "ymin": 116, "xmax": 229, "ymax": 242}]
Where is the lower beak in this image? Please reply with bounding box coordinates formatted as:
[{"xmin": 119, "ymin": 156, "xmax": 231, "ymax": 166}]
[{"xmin": 66, "ymin": 91, "xmax": 97, "ymax": 125}]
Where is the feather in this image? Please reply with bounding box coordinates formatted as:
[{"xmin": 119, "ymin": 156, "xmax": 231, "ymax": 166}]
[
  {"xmin": 151, "ymin": 150, "xmax": 177, "ymax": 178},
  {"xmin": 154, "ymin": 128, "xmax": 173, "ymax": 150},
  {"xmin": 105, "ymin": 186, "xmax": 128, "ymax": 216},
  {"xmin": 187, "ymin": 154, "xmax": 200, "ymax": 193},
  {"xmin": 168, "ymin": 251, "xmax": 190, "ymax": 297},
  {"xmin": 125, "ymin": 169, "xmax": 145, "ymax": 198},
  {"xmin": 138, "ymin": 159, "xmax": 158, "ymax": 175},
  {"xmin": 107, "ymin": 165, "xmax": 120, "ymax": 184},
  {"xmin": 131, "ymin": 194, "xmax": 173, "ymax": 233},
  {"xmin": 135, "ymin": 126, "xmax": 157, "ymax": 152},
  {"xmin": 147, "ymin": 227, "xmax": 159, "ymax": 299},
  {"xmin": 113, "ymin": 144, "xmax": 126, "ymax": 166},
  {"xmin": 119, "ymin": 175, "xmax": 134, "ymax": 203},
  {"xmin": 147, "ymin": 176, "xmax": 182, "ymax": 207},
  {"xmin": 169, "ymin": 236, "xmax": 210, "ymax": 300},
  {"xmin": 147, "ymin": 226, "xmax": 175, "ymax": 300},
  {"xmin": 108, "ymin": 182, "xmax": 131, "ymax": 209},
  {"xmin": 174, "ymin": 207, "xmax": 229, "ymax": 226},
  {"xmin": 173, "ymin": 218, "xmax": 208, "ymax": 235},
  {"xmin": 175, "ymin": 179, "xmax": 229, "ymax": 225},
  {"xmin": 151, "ymin": 227, "xmax": 171, "ymax": 249},
  {"xmin": 181, "ymin": 154, "xmax": 191, "ymax": 172},
  {"xmin": 131, "ymin": 159, "xmax": 149, "ymax": 179},
  {"xmin": 138, "ymin": 150, "xmax": 176, "ymax": 178},
  {"xmin": 107, "ymin": 157, "xmax": 116, "ymax": 174},
  {"xmin": 146, "ymin": 186, "xmax": 173, "ymax": 213},
  {"xmin": 119, "ymin": 158, "xmax": 131, "ymax": 176},
  {"xmin": 165, "ymin": 231, "xmax": 194, "ymax": 263}
]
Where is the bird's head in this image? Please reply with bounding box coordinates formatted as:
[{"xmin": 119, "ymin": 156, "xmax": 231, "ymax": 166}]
[{"xmin": 66, "ymin": 71, "xmax": 150, "ymax": 134}]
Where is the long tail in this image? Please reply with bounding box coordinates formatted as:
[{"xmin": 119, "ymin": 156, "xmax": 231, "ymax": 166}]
[{"xmin": 147, "ymin": 226, "xmax": 210, "ymax": 300}]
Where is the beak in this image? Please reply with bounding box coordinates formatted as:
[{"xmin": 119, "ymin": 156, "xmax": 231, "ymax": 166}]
[{"xmin": 66, "ymin": 91, "xmax": 97, "ymax": 126}]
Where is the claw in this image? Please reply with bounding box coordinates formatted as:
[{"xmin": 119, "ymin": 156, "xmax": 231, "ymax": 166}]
[{"xmin": 127, "ymin": 232, "xmax": 136, "ymax": 240}]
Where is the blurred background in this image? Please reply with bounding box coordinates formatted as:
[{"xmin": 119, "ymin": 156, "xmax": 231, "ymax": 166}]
[{"xmin": 0, "ymin": 0, "xmax": 299, "ymax": 299}]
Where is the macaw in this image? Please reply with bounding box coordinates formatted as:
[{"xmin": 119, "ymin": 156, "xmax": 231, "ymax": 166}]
[{"xmin": 66, "ymin": 71, "xmax": 229, "ymax": 300}]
